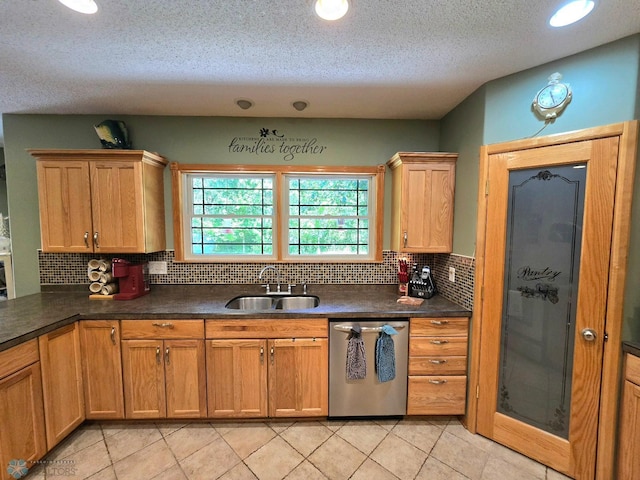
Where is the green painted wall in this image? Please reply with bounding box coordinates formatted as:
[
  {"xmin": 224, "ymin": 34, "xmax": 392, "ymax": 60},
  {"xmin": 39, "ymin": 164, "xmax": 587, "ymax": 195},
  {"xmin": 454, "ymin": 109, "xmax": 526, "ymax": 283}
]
[
  {"xmin": 440, "ymin": 33, "xmax": 640, "ymax": 341},
  {"xmin": 2, "ymin": 115, "xmax": 439, "ymax": 296},
  {"xmin": 439, "ymin": 85, "xmax": 486, "ymax": 256}
]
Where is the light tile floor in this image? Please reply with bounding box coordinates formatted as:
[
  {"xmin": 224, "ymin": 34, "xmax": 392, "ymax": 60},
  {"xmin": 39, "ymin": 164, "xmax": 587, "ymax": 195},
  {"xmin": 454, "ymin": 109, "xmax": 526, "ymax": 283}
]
[{"xmin": 23, "ymin": 417, "xmax": 574, "ymax": 480}]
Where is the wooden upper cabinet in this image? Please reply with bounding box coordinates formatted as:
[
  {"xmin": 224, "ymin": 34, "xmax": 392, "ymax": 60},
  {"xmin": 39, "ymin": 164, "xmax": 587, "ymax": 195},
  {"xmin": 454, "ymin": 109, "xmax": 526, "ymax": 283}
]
[
  {"xmin": 387, "ymin": 152, "xmax": 457, "ymax": 253},
  {"xmin": 31, "ymin": 149, "xmax": 168, "ymax": 253}
]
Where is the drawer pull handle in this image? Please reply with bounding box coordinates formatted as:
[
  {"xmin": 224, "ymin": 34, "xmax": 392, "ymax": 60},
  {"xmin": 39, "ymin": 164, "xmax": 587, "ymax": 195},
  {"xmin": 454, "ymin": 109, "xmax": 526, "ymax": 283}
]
[
  {"xmin": 430, "ymin": 339, "xmax": 449, "ymax": 345},
  {"xmin": 430, "ymin": 320, "xmax": 449, "ymax": 325},
  {"xmin": 429, "ymin": 359, "xmax": 447, "ymax": 364},
  {"xmin": 428, "ymin": 379, "xmax": 447, "ymax": 385},
  {"xmin": 110, "ymin": 326, "xmax": 116, "ymax": 345},
  {"xmin": 152, "ymin": 322, "xmax": 175, "ymax": 329}
]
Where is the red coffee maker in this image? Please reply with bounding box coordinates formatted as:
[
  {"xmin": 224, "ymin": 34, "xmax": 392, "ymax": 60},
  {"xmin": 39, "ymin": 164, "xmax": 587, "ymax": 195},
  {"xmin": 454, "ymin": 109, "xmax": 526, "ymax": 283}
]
[{"xmin": 112, "ymin": 258, "xmax": 150, "ymax": 300}]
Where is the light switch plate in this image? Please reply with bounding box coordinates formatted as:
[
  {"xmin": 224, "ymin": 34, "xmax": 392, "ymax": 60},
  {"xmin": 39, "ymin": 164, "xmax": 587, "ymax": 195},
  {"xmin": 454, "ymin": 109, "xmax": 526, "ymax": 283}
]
[{"xmin": 148, "ymin": 261, "xmax": 168, "ymax": 275}]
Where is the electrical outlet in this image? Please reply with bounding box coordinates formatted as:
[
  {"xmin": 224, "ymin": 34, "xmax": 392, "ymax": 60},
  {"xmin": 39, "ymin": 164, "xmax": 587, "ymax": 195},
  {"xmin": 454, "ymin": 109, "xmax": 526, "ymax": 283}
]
[
  {"xmin": 448, "ymin": 266, "xmax": 456, "ymax": 282},
  {"xmin": 148, "ymin": 261, "xmax": 168, "ymax": 275}
]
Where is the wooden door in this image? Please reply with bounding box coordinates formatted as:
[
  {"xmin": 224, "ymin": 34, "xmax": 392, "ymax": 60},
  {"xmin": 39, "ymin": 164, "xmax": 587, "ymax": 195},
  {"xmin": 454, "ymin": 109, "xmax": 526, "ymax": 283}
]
[
  {"xmin": 36, "ymin": 160, "xmax": 93, "ymax": 252},
  {"xmin": 0, "ymin": 363, "xmax": 46, "ymax": 480},
  {"xmin": 401, "ymin": 161, "xmax": 455, "ymax": 252},
  {"xmin": 122, "ymin": 339, "xmax": 166, "ymax": 418},
  {"xmin": 206, "ymin": 339, "xmax": 268, "ymax": 418},
  {"xmin": 38, "ymin": 323, "xmax": 85, "ymax": 450},
  {"xmin": 90, "ymin": 161, "xmax": 144, "ymax": 253},
  {"xmin": 269, "ymin": 338, "xmax": 328, "ymax": 417},
  {"xmin": 164, "ymin": 340, "xmax": 207, "ymax": 418},
  {"xmin": 475, "ymin": 136, "xmax": 621, "ymax": 479},
  {"xmin": 79, "ymin": 320, "xmax": 124, "ymax": 419}
]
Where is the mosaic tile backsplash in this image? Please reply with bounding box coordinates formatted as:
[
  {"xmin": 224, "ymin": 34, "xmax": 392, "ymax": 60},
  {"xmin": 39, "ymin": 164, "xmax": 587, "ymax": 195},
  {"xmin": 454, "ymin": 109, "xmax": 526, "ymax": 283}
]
[{"xmin": 39, "ymin": 250, "xmax": 475, "ymax": 310}]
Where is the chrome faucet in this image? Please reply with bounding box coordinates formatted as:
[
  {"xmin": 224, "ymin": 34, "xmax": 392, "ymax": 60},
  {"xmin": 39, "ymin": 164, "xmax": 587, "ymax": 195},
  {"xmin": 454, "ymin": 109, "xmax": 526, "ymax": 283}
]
[{"xmin": 259, "ymin": 265, "xmax": 281, "ymax": 294}]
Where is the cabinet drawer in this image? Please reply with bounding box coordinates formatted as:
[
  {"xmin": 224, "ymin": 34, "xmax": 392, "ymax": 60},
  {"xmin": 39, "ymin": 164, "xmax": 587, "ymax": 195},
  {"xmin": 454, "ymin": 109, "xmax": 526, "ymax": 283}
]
[
  {"xmin": 410, "ymin": 317, "xmax": 468, "ymax": 336},
  {"xmin": 205, "ymin": 319, "xmax": 328, "ymax": 339},
  {"xmin": 0, "ymin": 339, "xmax": 39, "ymax": 378},
  {"xmin": 626, "ymin": 353, "xmax": 640, "ymax": 385},
  {"xmin": 121, "ymin": 320, "xmax": 204, "ymax": 339},
  {"xmin": 409, "ymin": 356, "xmax": 467, "ymax": 375},
  {"xmin": 410, "ymin": 336, "xmax": 467, "ymax": 356},
  {"xmin": 407, "ymin": 375, "xmax": 466, "ymax": 415}
]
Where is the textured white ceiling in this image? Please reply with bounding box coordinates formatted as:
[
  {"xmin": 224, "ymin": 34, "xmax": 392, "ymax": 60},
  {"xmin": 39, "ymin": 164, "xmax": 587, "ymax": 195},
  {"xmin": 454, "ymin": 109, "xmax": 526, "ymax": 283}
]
[{"xmin": 1, "ymin": 0, "xmax": 639, "ymax": 146}]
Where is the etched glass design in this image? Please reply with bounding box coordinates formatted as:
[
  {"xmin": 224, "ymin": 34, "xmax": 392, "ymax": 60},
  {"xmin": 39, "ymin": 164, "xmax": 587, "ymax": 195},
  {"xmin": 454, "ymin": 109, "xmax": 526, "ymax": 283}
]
[{"xmin": 497, "ymin": 165, "xmax": 586, "ymax": 439}]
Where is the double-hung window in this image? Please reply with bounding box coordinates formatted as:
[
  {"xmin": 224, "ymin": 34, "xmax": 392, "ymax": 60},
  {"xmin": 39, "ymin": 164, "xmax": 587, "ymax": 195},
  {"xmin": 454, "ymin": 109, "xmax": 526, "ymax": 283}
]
[{"xmin": 172, "ymin": 164, "xmax": 384, "ymax": 262}]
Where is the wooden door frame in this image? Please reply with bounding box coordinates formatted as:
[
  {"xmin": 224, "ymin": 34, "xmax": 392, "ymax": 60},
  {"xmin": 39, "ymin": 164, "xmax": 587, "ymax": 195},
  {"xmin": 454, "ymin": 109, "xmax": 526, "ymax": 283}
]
[{"xmin": 466, "ymin": 121, "xmax": 639, "ymax": 479}]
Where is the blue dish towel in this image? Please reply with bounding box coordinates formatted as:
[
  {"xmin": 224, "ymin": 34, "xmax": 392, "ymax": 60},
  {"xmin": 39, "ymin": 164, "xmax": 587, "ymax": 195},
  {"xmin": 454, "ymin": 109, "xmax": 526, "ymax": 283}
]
[
  {"xmin": 375, "ymin": 324, "xmax": 398, "ymax": 383},
  {"xmin": 346, "ymin": 326, "xmax": 366, "ymax": 380}
]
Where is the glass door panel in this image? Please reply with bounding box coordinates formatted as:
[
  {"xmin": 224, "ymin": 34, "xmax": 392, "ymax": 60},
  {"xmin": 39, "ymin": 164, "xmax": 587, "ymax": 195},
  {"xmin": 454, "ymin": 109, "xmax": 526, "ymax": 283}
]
[{"xmin": 497, "ymin": 164, "xmax": 586, "ymax": 439}]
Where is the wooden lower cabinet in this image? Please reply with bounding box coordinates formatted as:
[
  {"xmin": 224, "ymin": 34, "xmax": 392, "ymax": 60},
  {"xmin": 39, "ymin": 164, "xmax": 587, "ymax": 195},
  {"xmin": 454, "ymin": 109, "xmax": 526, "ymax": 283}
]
[
  {"xmin": 407, "ymin": 317, "xmax": 468, "ymax": 415},
  {"xmin": 122, "ymin": 339, "xmax": 206, "ymax": 418},
  {"xmin": 38, "ymin": 323, "xmax": 85, "ymax": 450},
  {"xmin": 207, "ymin": 339, "xmax": 267, "ymax": 417},
  {"xmin": 617, "ymin": 353, "xmax": 640, "ymax": 479},
  {"xmin": 79, "ymin": 320, "xmax": 124, "ymax": 419},
  {"xmin": 269, "ymin": 338, "xmax": 328, "ymax": 417},
  {"xmin": 205, "ymin": 319, "xmax": 328, "ymax": 418},
  {"xmin": 0, "ymin": 340, "xmax": 46, "ymax": 480}
]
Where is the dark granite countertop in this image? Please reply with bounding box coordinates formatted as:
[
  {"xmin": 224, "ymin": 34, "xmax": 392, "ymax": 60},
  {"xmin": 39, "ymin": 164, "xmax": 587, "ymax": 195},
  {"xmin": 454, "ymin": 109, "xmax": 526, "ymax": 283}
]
[
  {"xmin": 0, "ymin": 284, "xmax": 470, "ymax": 352},
  {"xmin": 623, "ymin": 341, "xmax": 640, "ymax": 357}
]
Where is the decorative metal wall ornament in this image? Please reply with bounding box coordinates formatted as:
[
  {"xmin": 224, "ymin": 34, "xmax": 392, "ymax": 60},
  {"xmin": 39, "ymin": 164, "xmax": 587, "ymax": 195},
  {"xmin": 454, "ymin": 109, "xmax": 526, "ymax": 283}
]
[{"xmin": 94, "ymin": 120, "xmax": 132, "ymax": 149}]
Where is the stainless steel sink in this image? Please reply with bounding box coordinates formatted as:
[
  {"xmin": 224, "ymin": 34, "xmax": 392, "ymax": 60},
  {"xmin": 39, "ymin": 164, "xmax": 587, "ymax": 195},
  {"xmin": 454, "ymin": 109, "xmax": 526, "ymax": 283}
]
[
  {"xmin": 225, "ymin": 296, "xmax": 274, "ymax": 310},
  {"xmin": 225, "ymin": 295, "xmax": 320, "ymax": 310},
  {"xmin": 274, "ymin": 295, "xmax": 320, "ymax": 310}
]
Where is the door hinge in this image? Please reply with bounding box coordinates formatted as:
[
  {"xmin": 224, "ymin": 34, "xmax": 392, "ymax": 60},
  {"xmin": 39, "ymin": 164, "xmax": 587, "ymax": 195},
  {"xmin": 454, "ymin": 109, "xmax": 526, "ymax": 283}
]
[{"xmin": 476, "ymin": 385, "xmax": 480, "ymax": 399}]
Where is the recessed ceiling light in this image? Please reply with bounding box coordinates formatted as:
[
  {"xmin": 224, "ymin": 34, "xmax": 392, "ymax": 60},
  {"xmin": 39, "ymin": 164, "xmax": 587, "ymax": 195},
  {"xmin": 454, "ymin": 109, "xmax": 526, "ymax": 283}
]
[
  {"xmin": 236, "ymin": 99, "xmax": 253, "ymax": 110},
  {"xmin": 314, "ymin": 0, "xmax": 349, "ymax": 21},
  {"xmin": 292, "ymin": 101, "xmax": 309, "ymax": 111},
  {"xmin": 549, "ymin": 0, "xmax": 595, "ymax": 27},
  {"xmin": 57, "ymin": 0, "xmax": 98, "ymax": 14}
]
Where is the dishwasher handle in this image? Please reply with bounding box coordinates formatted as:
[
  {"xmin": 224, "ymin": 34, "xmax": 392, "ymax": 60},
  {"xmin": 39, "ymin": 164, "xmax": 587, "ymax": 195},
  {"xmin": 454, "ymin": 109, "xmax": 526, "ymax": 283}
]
[{"xmin": 332, "ymin": 324, "xmax": 406, "ymax": 334}]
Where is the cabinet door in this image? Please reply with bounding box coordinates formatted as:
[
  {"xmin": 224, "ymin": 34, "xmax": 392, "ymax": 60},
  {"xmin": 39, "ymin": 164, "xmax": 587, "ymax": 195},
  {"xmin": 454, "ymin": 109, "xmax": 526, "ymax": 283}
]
[
  {"xmin": 618, "ymin": 379, "xmax": 640, "ymax": 479},
  {"xmin": 38, "ymin": 323, "xmax": 85, "ymax": 450},
  {"xmin": 122, "ymin": 340, "xmax": 166, "ymax": 418},
  {"xmin": 79, "ymin": 321, "xmax": 124, "ymax": 419},
  {"xmin": 36, "ymin": 160, "xmax": 93, "ymax": 252},
  {"xmin": 269, "ymin": 338, "xmax": 328, "ymax": 417},
  {"xmin": 90, "ymin": 161, "xmax": 144, "ymax": 253},
  {"xmin": 164, "ymin": 340, "xmax": 207, "ymax": 418},
  {"xmin": 206, "ymin": 339, "xmax": 267, "ymax": 418},
  {"xmin": 401, "ymin": 162, "xmax": 455, "ymax": 252},
  {"xmin": 0, "ymin": 363, "xmax": 46, "ymax": 480}
]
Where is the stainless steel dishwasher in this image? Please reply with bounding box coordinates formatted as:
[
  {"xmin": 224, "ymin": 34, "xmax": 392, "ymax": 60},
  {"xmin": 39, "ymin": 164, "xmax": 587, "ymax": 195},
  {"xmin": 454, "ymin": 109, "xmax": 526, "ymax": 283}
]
[{"xmin": 329, "ymin": 318, "xmax": 409, "ymax": 417}]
